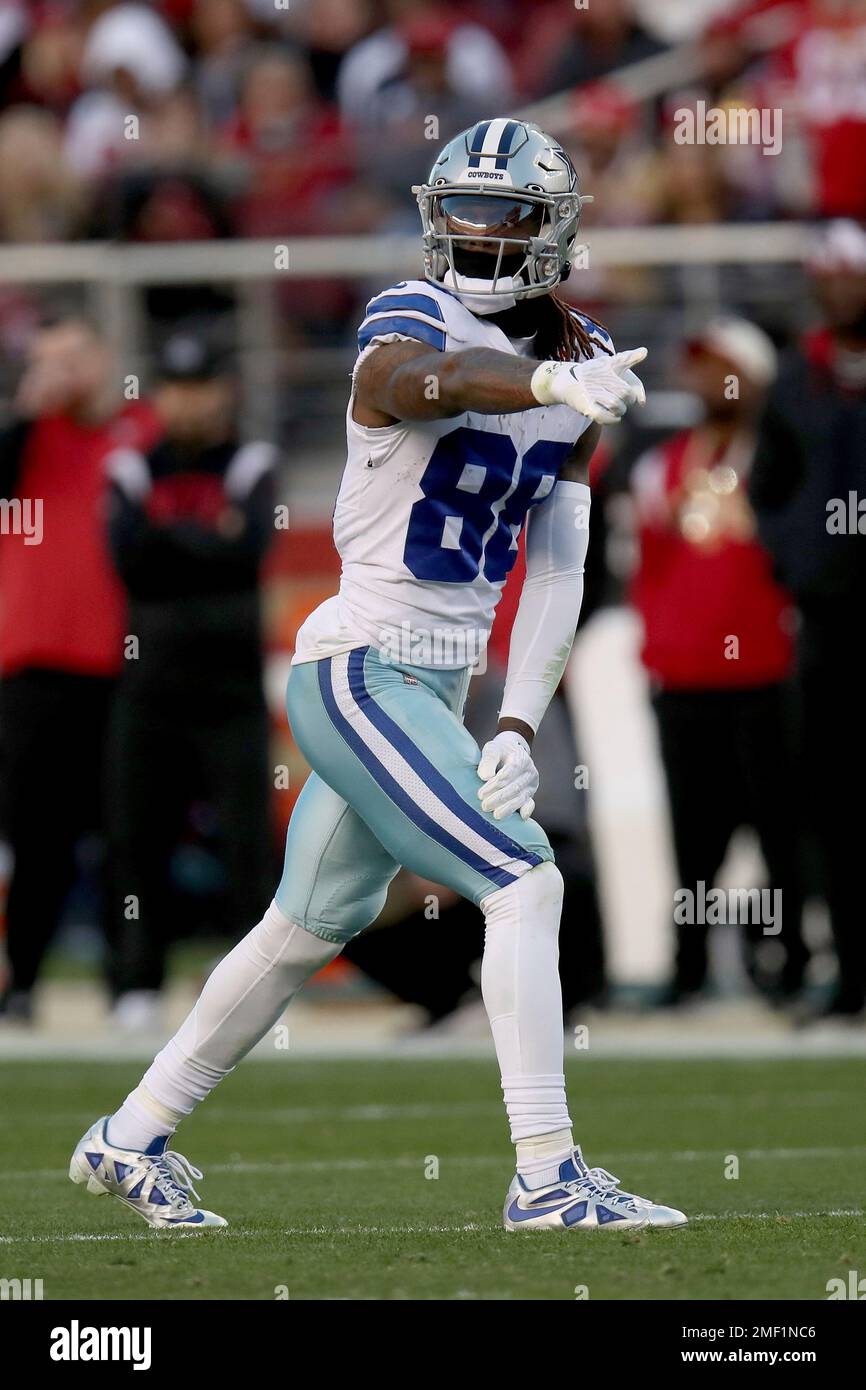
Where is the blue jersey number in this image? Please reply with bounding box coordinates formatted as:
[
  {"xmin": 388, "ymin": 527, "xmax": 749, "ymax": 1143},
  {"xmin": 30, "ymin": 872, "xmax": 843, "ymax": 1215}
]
[{"xmin": 403, "ymin": 428, "xmax": 571, "ymax": 584}]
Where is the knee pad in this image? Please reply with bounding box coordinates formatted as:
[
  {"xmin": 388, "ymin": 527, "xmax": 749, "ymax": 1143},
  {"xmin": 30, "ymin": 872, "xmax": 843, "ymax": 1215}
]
[
  {"xmin": 482, "ymin": 861, "xmax": 564, "ymax": 936},
  {"xmin": 273, "ymin": 886, "xmax": 389, "ymax": 948}
]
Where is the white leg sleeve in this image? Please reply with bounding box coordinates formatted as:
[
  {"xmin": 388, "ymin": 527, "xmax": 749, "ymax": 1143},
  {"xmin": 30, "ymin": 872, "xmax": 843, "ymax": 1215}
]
[
  {"xmin": 138, "ymin": 901, "xmax": 340, "ymax": 1119},
  {"xmin": 480, "ymin": 861, "xmax": 572, "ymax": 1144}
]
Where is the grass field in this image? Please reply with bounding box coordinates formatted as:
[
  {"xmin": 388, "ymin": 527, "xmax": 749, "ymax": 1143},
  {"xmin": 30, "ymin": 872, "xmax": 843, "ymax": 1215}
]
[{"xmin": 0, "ymin": 1056, "xmax": 863, "ymax": 1300}]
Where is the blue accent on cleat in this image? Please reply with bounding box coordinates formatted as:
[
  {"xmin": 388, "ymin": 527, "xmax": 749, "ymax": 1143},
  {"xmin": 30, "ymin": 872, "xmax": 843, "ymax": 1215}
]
[
  {"xmin": 596, "ymin": 1204, "xmax": 626, "ymax": 1225},
  {"xmin": 529, "ymin": 1188, "xmax": 572, "ymax": 1204},
  {"xmin": 558, "ymin": 1153, "xmax": 589, "ymax": 1183},
  {"xmin": 561, "ymin": 1201, "xmax": 589, "ymax": 1228}
]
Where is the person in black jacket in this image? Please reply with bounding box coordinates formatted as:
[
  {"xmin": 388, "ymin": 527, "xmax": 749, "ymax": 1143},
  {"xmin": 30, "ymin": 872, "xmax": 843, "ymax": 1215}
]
[
  {"xmin": 104, "ymin": 328, "xmax": 277, "ymax": 1028},
  {"xmin": 764, "ymin": 222, "xmax": 866, "ymax": 1020}
]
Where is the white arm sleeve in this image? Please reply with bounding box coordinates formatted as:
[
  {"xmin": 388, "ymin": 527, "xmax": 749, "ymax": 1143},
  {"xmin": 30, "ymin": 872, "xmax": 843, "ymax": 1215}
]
[{"xmin": 499, "ymin": 480, "xmax": 591, "ymax": 734}]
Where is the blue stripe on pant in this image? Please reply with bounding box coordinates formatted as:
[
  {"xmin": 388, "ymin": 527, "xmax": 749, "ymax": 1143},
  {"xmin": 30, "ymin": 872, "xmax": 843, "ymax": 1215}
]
[{"xmin": 275, "ymin": 647, "xmax": 553, "ymax": 944}]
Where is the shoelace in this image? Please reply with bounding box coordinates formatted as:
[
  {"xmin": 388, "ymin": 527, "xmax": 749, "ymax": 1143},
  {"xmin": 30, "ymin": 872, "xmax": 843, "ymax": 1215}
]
[
  {"xmin": 586, "ymin": 1166, "xmax": 621, "ymax": 1190},
  {"xmin": 564, "ymin": 1165, "xmax": 641, "ymax": 1210},
  {"xmin": 589, "ymin": 1167, "xmax": 654, "ymax": 1210},
  {"xmin": 150, "ymin": 1150, "xmax": 204, "ymax": 1209}
]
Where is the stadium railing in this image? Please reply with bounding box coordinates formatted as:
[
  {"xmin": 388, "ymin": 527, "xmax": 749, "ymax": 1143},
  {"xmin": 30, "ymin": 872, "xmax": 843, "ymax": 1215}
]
[{"xmin": 0, "ymin": 224, "xmax": 815, "ymax": 450}]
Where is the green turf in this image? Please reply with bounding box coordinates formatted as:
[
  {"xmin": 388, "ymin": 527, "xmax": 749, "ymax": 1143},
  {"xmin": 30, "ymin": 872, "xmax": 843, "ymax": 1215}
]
[{"xmin": 0, "ymin": 1057, "xmax": 863, "ymax": 1300}]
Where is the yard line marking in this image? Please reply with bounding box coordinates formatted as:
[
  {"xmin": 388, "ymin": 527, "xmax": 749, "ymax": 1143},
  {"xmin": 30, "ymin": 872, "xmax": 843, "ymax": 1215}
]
[
  {"xmin": 213, "ymin": 1143, "xmax": 866, "ymax": 1168},
  {"xmin": 0, "ymin": 1231, "xmax": 229, "ymax": 1244},
  {"xmin": 197, "ymin": 1093, "xmax": 865, "ymax": 1119},
  {"xmin": 271, "ymin": 1211, "xmax": 865, "ymax": 1234},
  {"xmin": 2, "ymin": 1144, "xmax": 865, "ymax": 1184},
  {"xmin": 204, "ymin": 1102, "xmax": 504, "ymax": 1123},
  {"xmin": 25, "ymin": 1092, "xmax": 863, "ymax": 1126},
  {"xmin": 307, "ymin": 1145, "xmax": 866, "ymax": 1166},
  {"xmin": 691, "ymin": 1209, "xmax": 863, "ymax": 1222},
  {"xmin": 27, "ymin": 1102, "xmax": 505, "ymax": 1126},
  {"xmin": 2, "ymin": 1211, "xmax": 862, "ymax": 1244},
  {"xmin": 670, "ymin": 1144, "xmax": 866, "ymax": 1162}
]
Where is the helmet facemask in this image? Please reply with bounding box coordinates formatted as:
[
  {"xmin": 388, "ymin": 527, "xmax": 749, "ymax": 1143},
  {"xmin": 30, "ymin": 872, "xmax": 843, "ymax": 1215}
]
[{"xmin": 416, "ymin": 183, "xmax": 586, "ymax": 313}]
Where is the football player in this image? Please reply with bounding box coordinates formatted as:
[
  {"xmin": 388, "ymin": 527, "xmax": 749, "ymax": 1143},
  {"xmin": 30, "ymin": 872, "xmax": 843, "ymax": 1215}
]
[{"xmin": 71, "ymin": 119, "xmax": 687, "ymax": 1232}]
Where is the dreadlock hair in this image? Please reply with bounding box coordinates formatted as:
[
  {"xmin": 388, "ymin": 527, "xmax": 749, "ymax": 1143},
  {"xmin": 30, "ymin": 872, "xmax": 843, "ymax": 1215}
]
[{"xmin": 534, "ymin": 292, "xmax": 614, "ymax": 363}]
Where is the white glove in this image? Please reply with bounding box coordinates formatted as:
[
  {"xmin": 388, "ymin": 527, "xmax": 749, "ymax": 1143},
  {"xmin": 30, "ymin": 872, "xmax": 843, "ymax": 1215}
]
[
  {"xmin": 531, "ymin": 347, "xmax": 647, "ymax": 426},
  {"xmin": 476, "ymin": 730, "xmax": 539, "ymax": 821}
]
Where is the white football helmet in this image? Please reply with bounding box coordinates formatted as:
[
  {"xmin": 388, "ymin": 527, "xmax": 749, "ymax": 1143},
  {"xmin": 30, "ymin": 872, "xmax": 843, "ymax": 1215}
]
[{"xmin": 413, "ymin": 117, "xmax": 591, "ymax": 314}]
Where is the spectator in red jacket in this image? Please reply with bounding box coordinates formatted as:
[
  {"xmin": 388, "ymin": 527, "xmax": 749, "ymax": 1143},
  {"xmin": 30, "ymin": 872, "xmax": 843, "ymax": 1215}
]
[
  {"xmin": 0, "ymin": 313, "xmax": 160, "ymax": 1021},
  {"xmin": 630, "ymin": 316, "xmax": 808, "ymax": 1005}
]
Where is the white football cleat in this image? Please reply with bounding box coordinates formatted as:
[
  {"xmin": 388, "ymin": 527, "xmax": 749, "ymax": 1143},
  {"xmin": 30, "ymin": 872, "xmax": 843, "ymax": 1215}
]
[
  {"xmin": 503, "ymin": 1146, "xmax": 688, "ymax": 1231},
  {"xmin": 69, "ymin": 1117, "xmax": 227, "ymax": 1230}
]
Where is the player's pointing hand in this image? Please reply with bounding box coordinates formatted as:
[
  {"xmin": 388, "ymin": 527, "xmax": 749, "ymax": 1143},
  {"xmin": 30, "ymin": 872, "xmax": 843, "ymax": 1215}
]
[{"xmin": 531, "ymin": 346, "xmax": 648, "ymax": 425}]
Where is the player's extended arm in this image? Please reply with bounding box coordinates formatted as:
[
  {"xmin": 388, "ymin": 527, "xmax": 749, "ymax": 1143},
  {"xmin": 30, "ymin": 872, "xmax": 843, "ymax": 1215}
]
[
  {"xmin": 353, "ymin": 339, "xmax": 646, "ymax": 427},
  {"xmin": 476, "ymin": 426, "xmax": 600, "ymax": 821}
]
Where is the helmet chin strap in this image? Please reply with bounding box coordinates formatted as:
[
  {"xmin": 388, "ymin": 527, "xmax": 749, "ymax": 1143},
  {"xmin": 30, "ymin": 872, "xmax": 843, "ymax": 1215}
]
[{"xmin": 442, "ymin": 267, "xmax": 521, "ymax": 315}]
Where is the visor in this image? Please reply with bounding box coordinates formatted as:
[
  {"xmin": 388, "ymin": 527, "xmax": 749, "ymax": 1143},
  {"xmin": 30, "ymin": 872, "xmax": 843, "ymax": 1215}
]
[{"xmin": 433, "ymin": 194, "xmax": 545, "ymax": 238}]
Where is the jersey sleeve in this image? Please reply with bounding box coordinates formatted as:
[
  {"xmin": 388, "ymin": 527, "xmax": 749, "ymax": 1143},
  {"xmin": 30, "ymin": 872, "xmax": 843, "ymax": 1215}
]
[
  {"xmin": 571, "ymin": 310, "xmax": 614, "ymax": 358},
  {"xmin": 357, "ymin": 283, "xmax": 448, "ymax": 356}
]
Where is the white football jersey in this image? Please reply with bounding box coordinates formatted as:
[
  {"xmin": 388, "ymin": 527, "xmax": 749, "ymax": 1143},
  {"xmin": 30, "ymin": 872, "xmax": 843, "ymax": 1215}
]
[{"xmin": 293, "ymin": 279, "xmax": 613, "ymax": 670}]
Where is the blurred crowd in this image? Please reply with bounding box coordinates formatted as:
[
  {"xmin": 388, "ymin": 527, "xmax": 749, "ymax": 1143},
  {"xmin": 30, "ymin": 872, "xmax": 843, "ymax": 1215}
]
[
  {"xmin": 0, "ymin": 0, "xmax": 865, "ymax": 251},
  {"xmin": 0, "ymin": 218, "xmax": 864, "ymax": 1032}
]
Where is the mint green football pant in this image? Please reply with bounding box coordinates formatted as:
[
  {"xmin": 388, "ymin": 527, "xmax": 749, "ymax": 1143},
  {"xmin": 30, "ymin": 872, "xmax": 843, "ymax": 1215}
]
[{"xmin": 276, "ymin": 645, "xmax": 554, "ymax": 946}]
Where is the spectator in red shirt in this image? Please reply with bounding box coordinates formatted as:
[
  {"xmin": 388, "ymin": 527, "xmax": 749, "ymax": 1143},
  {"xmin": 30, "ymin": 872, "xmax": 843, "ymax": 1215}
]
[
  {"xmin": 220, "ymin": 46, "xmax": 354, "ymax": 239},
  {"xmin": 218, "ymin": 46, "xmax": 361, "ymax": 340},
  {"xmin": 707, "ymin": 0, "xmax": 866, "ymax": 219},
  {"xmin": 772, "ymin": 0, "xmax": 866, "ymax": 219},
  {"xmin": 0, "ymin": 313, "xmax": 160, "ymax": 1020},
  {"xmin": 630, "ymin": 317, "xmax": 808, "ymax": 1005}
]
